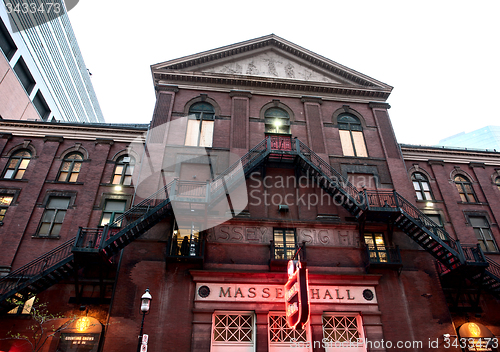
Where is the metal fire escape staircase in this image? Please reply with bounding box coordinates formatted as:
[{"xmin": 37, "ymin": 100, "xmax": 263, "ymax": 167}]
[{"xmin": 1, "ymin": 137, "xmax": 499, "ymax": 312}]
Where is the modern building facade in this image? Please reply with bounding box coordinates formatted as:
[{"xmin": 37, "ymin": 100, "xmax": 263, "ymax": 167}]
[
  {"xmin": 439, "ymin": 126, "xmax": 500, "ymax": 151},
  {"xmin": 0, "ymin": 35, "xmax": 499, "ymax": 352},
  {"xmin": 0, "ymin": 0, "xmax": 104, "ymax": 123}
]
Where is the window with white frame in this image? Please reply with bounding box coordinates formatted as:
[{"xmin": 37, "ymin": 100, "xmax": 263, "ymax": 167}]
[
  {"xmin": 338, "ymin": 114, "xmax": 368, "ymax": 158},
  {"xmin": 112, "ymin": 155, "xmax": 135, "ymax": 185},
  {"xmin": 269, "ymin": 313, "xmax": 310, "ymax": 351},
  {"xmin": 411, "ymin": 172, "xmax": 432, "ymax": 200},
  {"xmin": 211, "ymin": 312, "xmax": 255, "ymax": 352},
  {"xmin": 322, "ymin": 314, "xmax": 366, "ymax": 352},
  {"xmin": 185, "ymin": 102, "xmax": 215, "ymax": 147}
]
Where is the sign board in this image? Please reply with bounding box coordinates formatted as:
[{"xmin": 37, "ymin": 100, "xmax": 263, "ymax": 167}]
[
  {"xmin": 141, "ymin": 345, "xmax": 147, "ymax": 352},
  {"xmin": 284, "ymin": 260, "xmax": 309, "ymax": 329},
  {"xmin": 142, "ymin": 334, "xmax": 148, "ymax": 345}
]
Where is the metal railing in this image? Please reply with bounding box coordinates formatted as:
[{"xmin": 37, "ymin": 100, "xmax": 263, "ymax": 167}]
[
  {"xmin": 268, "ymin": 135, "xmax": 292, "ymax": 151},
  {"xmin": 166, "ymin": 235, "xmax": 203, "ymax": 258},
  {"xmin": 486, "ymin": 257, "xmax": 500, "ymax": 280},
  {"xmin": 461, "ymin": 244, "xmax": 487, "ymax": 264},
  {"xmin": 209, "ymin": 138, "xmax": 269, "ymax": 201},
  {"xmin": 175, "ymin": 180, "xmax": 208, "ymax": 198},
  {"xmin": 366, "ymin": 245, "xmax": 402, "ymax": 265},
  {"xmin": 365, "ymin": 190, "xmax": 398, "ymax": 208},
  {"xmin": 74, "ymin": 227, "xmax": 104, "ymax": 249},
  {"xmin": 0, "ymin": 238, "xmax": 75, "ymax": 295},
  {"xmin": 296, "ymin": 139, "xmax": 363, "ymax": 206},
  {"xmin": 364, "ymin": 189, "xmax": 460, "ymax": 255}
]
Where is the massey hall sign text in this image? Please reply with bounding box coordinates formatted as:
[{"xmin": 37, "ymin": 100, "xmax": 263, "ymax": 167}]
[{"xmin": 195, "ymin": 283, "xmax": 377, "ymax": 304}]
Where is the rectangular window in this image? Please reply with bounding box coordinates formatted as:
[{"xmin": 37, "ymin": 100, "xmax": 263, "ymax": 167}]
[
  {"xmin": 351, "ymin": 131, "xmax": 368, "ymax": 157},
  {"xmin": 273, "ymin": 229, "xmax": 296, "ymax": 260},
  {"xmin": 364, "ymin": 233, "xmax": 387, "ymax": 263},
  {"xmin": 339, "ymin": 130, "xmax": 355, "ymax": 156},
  {"xmin": 339, "ymin": 130, "xmax": 367, "ymax": 157},
  {"xmin": 14, "ymin": 57, "xmax": 36, "ymax": 95},
  {"xmin": 185, "ymin": 119, "xmax": 214, "ymax": 147},
  {"xmin": 426, "ymin": 214, "xmax": 447, "ymax": 241},
  {"xmin": 100, "ymin": 199, "xmax": 127, "ymax": 227},
  {"xmin": 38, "ymin": 197, "xmax": 70, "ymax": 236},
  {"xmin": 469, "ymin": 216, "xmax": 498, "ymax": 253},
  {"xmin": 170, "ymin": 222, "xmax": 201, "ymax": 257},
  {"xmin": 211, "ymin": 312, "xmax": 255, "ymax": 352},
  {"xmin": 269, "ymin": 313, "xmax": 310, "ymax": 351},
  {"xmin": 322, "ymin": 314, "xmax": 366, "ymax": 352},
  {"xmin": 33, "ymin": 90, "xmax": 51, "ymax": 121},
  {"xmin": 0, "ymin": 17, "xmax": 17, "ymax": 60},
  {"xmin": 0, "ymin": 195, "xmax": 13, "ymax": 222}
]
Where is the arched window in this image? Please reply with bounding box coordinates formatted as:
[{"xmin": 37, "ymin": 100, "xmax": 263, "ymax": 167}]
[
  {"xmin": 112, "ymin": 155, "xmax": 135, "ymax": 185},
  {"xmin": 3, "ymin": 149, "xmax": 31, "ymax": 179},
  {"xmin": 265, "ymin": 107, "xmax": 290, "ymax": 134},
  {"xmin": 58, "ymin": 152, "xmax": 83, "ymax": 182},
  {"xmin": 495, "ymin": 176, "xmax": 500, "ymax": 191},
  {"xmin": 411, "ymin": 172, "xmax": 433, "ymax": 200},
  {"xmin": 454, "ymin": 175, "xmax": 477, "ymax": 203},
  {"xmin": 185, "ymin": 102, "xmax": 215, "ymax": 147},
  {"xmin": 338, "ymin": 114, "xmax": 367, "ymax": 157}
]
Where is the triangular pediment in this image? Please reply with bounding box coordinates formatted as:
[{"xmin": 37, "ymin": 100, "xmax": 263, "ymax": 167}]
[
  {"xmin": 197, "ymin": 49, "xmax": 345, "ymax": 84},
  {"xmin": 152, "ymin": 35, "xmax": 392, "ymax": 99}
]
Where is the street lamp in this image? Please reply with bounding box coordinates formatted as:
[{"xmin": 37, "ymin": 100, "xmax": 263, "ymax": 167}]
[{"xmin": 137, "ymin": 288, "xmax": 152, "ymax": 352}]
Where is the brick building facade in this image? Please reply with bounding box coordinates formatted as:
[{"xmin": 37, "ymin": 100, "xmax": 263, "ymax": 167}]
[{"xmin": 0, "ymin": 35, "xmax": 499, "ymax": 352}]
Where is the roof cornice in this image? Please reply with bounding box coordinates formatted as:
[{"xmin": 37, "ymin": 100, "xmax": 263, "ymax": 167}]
[
  {"xmin": 151, "ymin": 34, "xmax": 393, "ymax": 99},
  {"xmin": 0, "ymin": 120, "xmax": 147, "ymax": 143},
  {"xmin": 400, "ymin": 144, "xmax": 500, "ymax": 166}
]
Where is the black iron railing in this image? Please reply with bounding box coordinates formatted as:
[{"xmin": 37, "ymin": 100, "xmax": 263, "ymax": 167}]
[
  {"xmin": 0, "ymin": 238, "xmax": 75, "ymax": 295},
  {"xmin": 366, "ymin": 245, "xmax": 402, "ymax": 265},
  {"xmin": 486, "ymin": 257, "xmax": 500, "ymax": 280},
  {"xmin": 461, "ymin": 244, "xmax": 487, "ymax": 264},
  {"xmin": 364, "ymin": 190, "xmax": 460, "ymax": 256},
  {"xmin": 74, "ymin": 227, "xmax": 104, "ymax": 249},
  {"xmin": 296, "ymin": 139, "xmax": 364, "ymax": 207},
  {"xmin": 166, "ymin": 235, "xmax": 204, "ymax": 258}
]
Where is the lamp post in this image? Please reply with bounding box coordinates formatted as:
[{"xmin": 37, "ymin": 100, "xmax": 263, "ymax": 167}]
[{"xmin": 137, "ymin": 288, "xmax": 152, "ymax": 352}]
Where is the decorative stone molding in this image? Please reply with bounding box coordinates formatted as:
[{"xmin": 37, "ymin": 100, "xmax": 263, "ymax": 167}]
[
  {"xmin": 43, "ymin": 135, "xmax": 64, "ymax": 143},
  {"xmin": 156, "ymin": 84, "xmax": 179, "ymax": 92},
  {"xmin": 229, "ymin": 90, "xmax": 252, "ymax": 99},
  {"xmin": 300, "ymin": 96, "xmax": 323, "ymax": 104},
  {"xmin": 427, "ymin": 159, "xmax": 445, "ymax": 166},
  {"xmin": 469, "ymin": 162, "xmax": 485, "ymax": 169},
  {"xmin": 95, "ymin": 138, "xmax": 114, "ymax": 145},
  {"xmin": 369, "ymin": 102, "xmax": 391, "ymax": 109}
]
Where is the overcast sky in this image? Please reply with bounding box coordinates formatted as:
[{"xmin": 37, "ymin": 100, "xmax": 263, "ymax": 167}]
[{"xmin": 68, "ymin": 0, "xmax": 500, "ymax": 146}]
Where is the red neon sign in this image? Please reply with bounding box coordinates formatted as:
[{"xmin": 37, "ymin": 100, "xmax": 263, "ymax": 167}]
[{"xmin": 284, "ymin": 260, "xmax": 310, "ymax": 329}]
